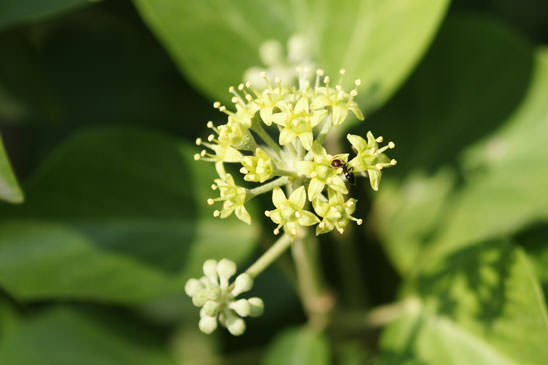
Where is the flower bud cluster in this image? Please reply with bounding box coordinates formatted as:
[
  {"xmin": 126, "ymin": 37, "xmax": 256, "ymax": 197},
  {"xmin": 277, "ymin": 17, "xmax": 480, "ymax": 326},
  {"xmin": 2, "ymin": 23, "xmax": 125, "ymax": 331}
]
[
  {"xmin": 195, "ymin": 67, "xmax": 396, "ymax": 236},
  {"xmin": 185, "ymin": 259, "xmax": 264, "ymax": 336}
]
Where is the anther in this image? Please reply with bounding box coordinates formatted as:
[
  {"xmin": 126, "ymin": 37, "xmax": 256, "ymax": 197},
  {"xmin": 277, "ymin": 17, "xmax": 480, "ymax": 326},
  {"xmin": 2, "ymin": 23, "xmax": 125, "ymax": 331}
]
[
  {"xmin": 207, "ymin": 121, "xmax": 214, "ymax": 129},
  {"xmin": 213, "ymin": 210, "xmax": 221, "ymax": 217},
  {"xmin": 213, "ymin": 101, "xmax": 221, "ymax": 109},
  {"xmin": 207, "ymin": 199, "xmax": 215, "ymax": 205},
  {"xmin": 195, "ymin": 138, "xmax": 202, "ymax": 146},
  {"xmin": 376, "ymin": 136, "xmax": 384, "ymax": 143},
  {"xmin": 356, "ymin": 218, "xmax": 363, "ymax": 225},
  {"xmin": 264, "ymin": 210, "xmax": 271, "ymax": 217},
  {"xmin": 390, "ymin": 159, "xmax": 398, "ymax": 166},
  {"xmin": 388, "ymin": 142, "xmax": 395, "ymax": 149},
  {"xmin": 208, "ymin": 134, "xmax": 215, "ymax": 142},
  {"xmin": 273, "ymin": 228, "xmax": 280, "ymax": 235},
  {"xmin": 240, "ymin": 167, "xmax": 248, "ymax": 174},
  {"xmin": 211, "ymin": 184, "xmax": 217, "ymax": 190},
  {"xmin": 193, "ymin": 153, "xmax": 201, "ymax": 160}
]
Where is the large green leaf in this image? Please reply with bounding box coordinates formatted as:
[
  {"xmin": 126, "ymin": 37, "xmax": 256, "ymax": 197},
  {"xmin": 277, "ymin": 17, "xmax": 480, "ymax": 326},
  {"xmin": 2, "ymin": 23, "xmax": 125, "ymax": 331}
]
[
  {"xmin": 0, "ymin": 307, "xmax": 174, "ymax": 365},
  {"xmin": 0, "ymin": 134, "xmax": 23, "ymax": 203},
  {"xmin": 380, "ymin": 240, "xmax": 548, "ymax": 364},
  {"xmin": 0, "ymin": 0, "xmax": 97, "ymax": 30},
  {"xmin": 0, "ymin": 128, "xmax": 259, "ymax": 303},
  {"xmin": 134, "ymin": 0, "xmax": 448, "ymax": 113},
  {"xmin": 371, "ymin": 15, "xmax": 548, "ymax": 273},
  {"xmin": 264, "ymin": 327, "xmax": 330, "ymax": 365}
]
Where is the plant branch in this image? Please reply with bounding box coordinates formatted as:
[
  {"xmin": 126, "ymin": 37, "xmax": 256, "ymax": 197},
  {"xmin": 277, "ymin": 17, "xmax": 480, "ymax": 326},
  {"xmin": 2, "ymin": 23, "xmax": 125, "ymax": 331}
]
[{"xmin": 246, "ymin": 234, "xmax": 293, "ymax": 278}]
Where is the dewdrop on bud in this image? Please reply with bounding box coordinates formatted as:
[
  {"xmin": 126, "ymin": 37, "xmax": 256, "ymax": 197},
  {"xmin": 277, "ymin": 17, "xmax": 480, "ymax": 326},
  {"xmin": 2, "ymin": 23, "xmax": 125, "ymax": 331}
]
[
  {"xmin": 248, "ymin": 297, "xmax": 264, "ymax": 317},
  {"xmin": 230, "ymin": 299, "xmax": 251, "ymax": 317},
  {"xmin": 232, "ymin": 273, "xmax": 253, "ymax": 296},
  {"xmin": 199, "ymin": 315, "xmax": 218, "ymax": 334}
]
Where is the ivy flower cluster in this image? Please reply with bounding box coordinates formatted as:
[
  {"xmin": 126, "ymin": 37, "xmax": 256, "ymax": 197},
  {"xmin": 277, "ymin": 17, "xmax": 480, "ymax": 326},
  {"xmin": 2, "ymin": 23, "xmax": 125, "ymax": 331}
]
[
  {"xmin": 195, "ymin": 68, "xmax": 396, "ymax": 236},
  {"xmin": 189, "ymin": 67, "xmax": 396, "ymax": 335},
  {"xmin": 185, "ymin": 259, "xmax": 263, "ymax": 336}
]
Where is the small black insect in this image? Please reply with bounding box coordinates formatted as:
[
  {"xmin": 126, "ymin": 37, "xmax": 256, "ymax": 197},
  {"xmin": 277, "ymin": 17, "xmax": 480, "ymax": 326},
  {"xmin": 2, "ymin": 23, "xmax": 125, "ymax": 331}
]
[{"xmin": 331, "ymin": 159, "xmax": 355, "ymax": 185}]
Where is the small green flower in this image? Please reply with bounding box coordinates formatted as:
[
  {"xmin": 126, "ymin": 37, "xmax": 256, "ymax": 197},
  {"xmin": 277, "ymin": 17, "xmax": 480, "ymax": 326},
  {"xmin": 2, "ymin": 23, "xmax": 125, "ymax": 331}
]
[
  {"xmin": 185, "ymin": 259, "xmax": 264, "ymax": 336},
  {"xmin": 271, "ymin": 97, "xmax": 328, "ymax": 151},
  {"xmin": 310, "ymin": 71, "xmax": 364, "ymax": 125},
  {"xmin": 265, "ymin": 186, "xmax": 320, "ymax": 236},
  {"xmin": 240, "ymin": 148, "xmax": 274, "ymax": 183},
  {"xmin": 312, "ymin": 188, "xmax": 363, "ymax": 235},
  {"xmin": 347, "ymin": 131, "xmax": 397, "ymax": 191},
  {"xmin": 208, "ymin": 174, "xmax": 251, "ymax": 224},
  {"xmin": 297, "ymin": 142, "xmax": 348, "ymax": 200}
]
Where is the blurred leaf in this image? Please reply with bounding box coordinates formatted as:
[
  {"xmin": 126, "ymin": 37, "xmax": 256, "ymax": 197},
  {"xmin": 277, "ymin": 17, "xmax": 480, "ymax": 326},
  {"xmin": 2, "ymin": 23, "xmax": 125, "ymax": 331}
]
[
  {"xmin": 0, "ymin": 0, "xmax": 97, "ymax": 30},
  {"xmin": 0, "ymin": 8, "xmax": 209, "ymax": 133},
  {"xmin": 133, "ymin": 0, "xmax": 449, "ymax": 113},
  {"xmin": 0, "ymin": 295, "xmax": 19, "ymax": 342},
  {"xmin": 380, "ymin": 240, "xmax": 548, "ymax": 364},
  {"xmin": 0, "ymin": 307, "xmax": 174, "ymax": 365},
  {"xmin": 0, "ymin": 128, "xmax": 259, "ymax": 303},
  {"xmin": 263, "ymin": 327, "xmax": 330, "ymax": 365},
  {"xmin": 515, "ymin": 224, "xmax": 548, "ymax": 296},
  {"xmin": 371, "ymin": 15, "xmax": 548, "ymax": 273},
  {"xmin": 0, "ymin": 134, "xmax": 23, "ymax": 203}
]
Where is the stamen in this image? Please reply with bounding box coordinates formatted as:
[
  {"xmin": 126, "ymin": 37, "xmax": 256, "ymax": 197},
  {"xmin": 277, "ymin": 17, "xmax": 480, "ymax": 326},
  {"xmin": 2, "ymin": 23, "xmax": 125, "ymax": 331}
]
[
  {"xmin": 193, "ymin": 153, "xmax": 201, "ymax": 160},
  {"xmin": 207, "ymin": 198, "xmax": 215, "ymax": 205},
  {"xmin": 195, "ymin": 138, "xmax": 202, "ymax": 146},
  {"xmin": 213, "ymin": 210, "xmax": 221, "ymax": 217},
  {"xmin": 338, "ymin": 69, "xmax": 346, "ymax": 85},
  {"xmin": 264, "ymin": 210, "xmax": 271, "ymax": 217}
]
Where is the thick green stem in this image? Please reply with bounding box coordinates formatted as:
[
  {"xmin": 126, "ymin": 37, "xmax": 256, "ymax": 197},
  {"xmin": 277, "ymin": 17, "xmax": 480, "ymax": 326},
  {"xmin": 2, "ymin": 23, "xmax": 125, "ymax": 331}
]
[
  {"xmin": 251, "ymin": 119, "xmax": 281, "ymax": 155},
  {"xmin": 292, "ymin": 232, "xmax": 333, "ymax": 330},
  {"xmin": 246, "ymin": 176, "xmax": 289, "ymax": 201},
  {"xmin": 246, "ymin": 234, "xmax": 293, "ymax": 278}
]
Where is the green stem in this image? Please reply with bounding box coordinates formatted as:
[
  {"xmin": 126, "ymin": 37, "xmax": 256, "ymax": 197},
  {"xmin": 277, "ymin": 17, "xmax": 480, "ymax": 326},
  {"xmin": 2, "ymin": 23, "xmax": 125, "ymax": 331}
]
[
  {"xmin": 292, "ymin": 231, "xmax": 332, "ymax": 330},
  {"xmin": 246, "ymin": 176, "xmax": 289, "ymax": 201},
  {"xmin": 251, "ymin": 119, "xmax": 281, "ymax": 155},
  {"xmin": 246, "ymin": 234, "xmax": 293, "ymax": 278}
]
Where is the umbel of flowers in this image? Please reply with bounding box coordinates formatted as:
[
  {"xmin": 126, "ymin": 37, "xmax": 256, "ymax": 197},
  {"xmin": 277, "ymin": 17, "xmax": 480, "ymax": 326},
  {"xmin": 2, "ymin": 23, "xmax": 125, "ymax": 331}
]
[{"xmin": 188, "ymin": 68, "xmax": 396, "ymax": 335}]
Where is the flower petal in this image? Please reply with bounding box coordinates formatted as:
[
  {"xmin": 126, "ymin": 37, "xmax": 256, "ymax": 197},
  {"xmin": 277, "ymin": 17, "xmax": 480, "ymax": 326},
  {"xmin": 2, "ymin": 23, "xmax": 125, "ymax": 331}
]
[
  {"xmin": 235, "ymin": 206, "xmax": 251, "ymax": 224},
  {"xmin": 289, "ymin": 186, "xmax": 307, "ymax": 209},
  {"xmin": 272, "ymin": 187, "xmax": 286, "ymax": 208},
  {"xmin": 347, "ymin": 134, "xmax": 368, "ymax": 152},
  {"xmin": 298, "ymin": 211, "xmax": 320, "ymax": 226},
  {"xmin": 307, "ymin": 178, "xmax": 325, "ymax": 201}
]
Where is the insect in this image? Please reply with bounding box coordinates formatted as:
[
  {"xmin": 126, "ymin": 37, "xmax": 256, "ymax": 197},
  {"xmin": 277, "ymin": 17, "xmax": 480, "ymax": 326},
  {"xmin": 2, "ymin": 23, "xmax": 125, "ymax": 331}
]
[{"xmin": 331, "ymin": 159, "xmax": 355, "ymax": 185}]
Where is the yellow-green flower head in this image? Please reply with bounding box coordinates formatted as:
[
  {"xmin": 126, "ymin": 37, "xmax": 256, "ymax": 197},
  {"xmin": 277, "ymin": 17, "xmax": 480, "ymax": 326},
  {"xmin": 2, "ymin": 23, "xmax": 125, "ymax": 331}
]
[
  {"xmin": 297, "ymin": 142, "xmax": 348, "ymax": 201},
  {"xmin": 310, "ymin": 70, "xmax": 364, "ymax": 125},
  {"xmin": 195, "ymin": 66, "xmax": 395, "ymax": 235},
  {"xmin": 208, "ymin": 174, "xmax": 251, "ymax": 224},
  {"xmin": 347, "ymin": 131, "xmax": 397, "ymax": 191},
  {"xmin": 271, "ymin": 98, "xmax": 328, "ymax": 151},
  {"xmin": 240, "ymin": 148, "xmax": 273, "ymax": 183},
  {"xmin": 312, "ymin": 189, "xmax": 363, "ymax": 235},
  {"xmin": 185, "ymin": 259, "xmax": 264, "ymax": 336},
  {"xmin": 265, "ymin": 186, "xmax": 320, "ymax": 236}
]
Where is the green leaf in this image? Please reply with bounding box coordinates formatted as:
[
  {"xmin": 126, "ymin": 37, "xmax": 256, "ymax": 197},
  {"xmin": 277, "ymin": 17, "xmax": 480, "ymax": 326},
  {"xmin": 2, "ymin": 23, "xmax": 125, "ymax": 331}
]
[
  {"xmin": 0, "ymin": 0, "xmax": 98, "ymax": 30},
  {"xmin": 264, "ymin": 327, "xmax": 330, "ymax": 365},
  {"xmin": 0, "ymin": 128, "xmax": 259, "ymax": 303},
  {"xmin": 0, "ymin": 307, "xmax": 174, "ymax": 365},
  {"xmin": 515, "ymin": 224, "xmax": 548, "ymax": 297},
  {"xmin": 133, "ymin": 0, "xmax": 449, "ymax": 113},
  {"xmin": 0, "ymin": 134, "xmax": 23, "ymax": 203},
  {"xmin": 380, "ymin": 240, "xmax": 548, "ymax": 364},
  {"xmin": 371, "ymin": 15, "xmax": 548, "ymax": 273}
]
